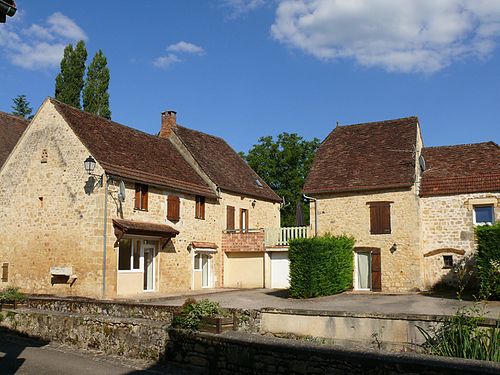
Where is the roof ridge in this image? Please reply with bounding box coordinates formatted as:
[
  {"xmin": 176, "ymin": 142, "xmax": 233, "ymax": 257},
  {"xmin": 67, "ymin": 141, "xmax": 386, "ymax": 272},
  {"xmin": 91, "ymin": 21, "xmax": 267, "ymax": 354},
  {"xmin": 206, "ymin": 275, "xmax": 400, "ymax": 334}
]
[
  {"xmin": 175, "ymin": 124, "xmax": 227, "ymax": 142},
  {"xmin": 338, "ymin": 116, "xmax": 419, "ymax": 128},
  {"xmin": 424, "ymin": 141, "xmax": 499, "ymax": 150},
  {"xmin": 0, "ymin": 111, "xmax": 30, "ymax": 123}
]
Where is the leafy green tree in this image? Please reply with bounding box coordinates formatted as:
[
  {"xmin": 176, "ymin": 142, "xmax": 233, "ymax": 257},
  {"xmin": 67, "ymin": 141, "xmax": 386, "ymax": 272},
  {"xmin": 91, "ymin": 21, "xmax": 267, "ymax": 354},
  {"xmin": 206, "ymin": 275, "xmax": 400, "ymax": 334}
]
[
  {"xmin": 11, "ymin": 94, "xmax": 33, "ymax": 119},
  {"xmin": 83, "ymin": 50, "xmax": 111, "ymax": 119},
  {"xmin": 243, "ymin": 133, "xmax": 320, "ymax": 226},
  {"xmin": 55, "ymin": 40, "xmax": 87, "ymax": 108}
]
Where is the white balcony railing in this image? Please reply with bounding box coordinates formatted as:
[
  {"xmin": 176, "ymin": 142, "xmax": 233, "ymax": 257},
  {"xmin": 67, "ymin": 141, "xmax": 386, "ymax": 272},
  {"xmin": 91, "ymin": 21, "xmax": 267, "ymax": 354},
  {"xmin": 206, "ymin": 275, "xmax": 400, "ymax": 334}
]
[{"xmin": 264, "ymin": 226, "xmax": 308, "ymax": 247}]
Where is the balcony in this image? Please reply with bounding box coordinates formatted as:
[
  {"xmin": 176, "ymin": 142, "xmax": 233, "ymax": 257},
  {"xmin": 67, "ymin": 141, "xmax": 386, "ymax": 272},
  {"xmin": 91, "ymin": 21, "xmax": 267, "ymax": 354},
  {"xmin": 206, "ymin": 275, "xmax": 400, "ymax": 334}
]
[{"xmin": 264, "ymin": 226, "xmax": 309, "ymax": 247}]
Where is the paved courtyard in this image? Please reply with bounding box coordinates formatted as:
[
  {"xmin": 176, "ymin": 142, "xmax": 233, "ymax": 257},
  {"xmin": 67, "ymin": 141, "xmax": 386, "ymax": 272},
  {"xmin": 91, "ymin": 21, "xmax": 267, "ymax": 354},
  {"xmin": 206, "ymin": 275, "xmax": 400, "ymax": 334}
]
[{"xmin": 142, "ymin": 289, "xmax": 500, "ymax": 319}]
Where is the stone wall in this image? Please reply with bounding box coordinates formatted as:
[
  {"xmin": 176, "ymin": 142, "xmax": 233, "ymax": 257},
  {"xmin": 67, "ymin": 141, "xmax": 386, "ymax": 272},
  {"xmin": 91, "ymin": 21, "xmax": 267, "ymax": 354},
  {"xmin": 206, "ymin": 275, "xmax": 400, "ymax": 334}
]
[
  {"xmin": 165, "ymin": 329, "xmax": 499, "ymax": 375},
  {"xmin": 310, "ymin": 187, "xmax": 422, "ymax": 292},
  {"xmin": 420, "ymin": 193, "xmax": 500, "ymax": 289}
]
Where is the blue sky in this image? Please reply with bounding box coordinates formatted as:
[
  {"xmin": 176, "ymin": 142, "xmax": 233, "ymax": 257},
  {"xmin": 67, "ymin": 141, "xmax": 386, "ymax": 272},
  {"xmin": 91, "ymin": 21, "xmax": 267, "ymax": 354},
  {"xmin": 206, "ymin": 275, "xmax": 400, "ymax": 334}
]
[{"xmin": 0, "ymin": 0, "xmax": 499, "ymax": 152}]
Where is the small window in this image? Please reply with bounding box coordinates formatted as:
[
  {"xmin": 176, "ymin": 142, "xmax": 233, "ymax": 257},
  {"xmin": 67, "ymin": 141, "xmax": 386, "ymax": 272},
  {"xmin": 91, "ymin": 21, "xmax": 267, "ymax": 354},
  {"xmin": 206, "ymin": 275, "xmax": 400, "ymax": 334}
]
[
  {"xmin": 195, "ymin": 195, "xmax": 205, "ymax": 220},
  {"xmin": 473, "ymin": 205, "xmax": 494, "ymax": 225},
  {"xmin": 226, "ymin": 206, "xmax": 235, "ymax": 230},
  {"xmin": 167, "ymin": 195, "xmax": 180, "ymax": 221},
  {"xmin": 119, "ymin": 239, "xmax": 141, "ymax": 271},
  {"xmin": 194, "ymin": 254, "xmax": 201, "ymax": 270},
  {"xmin": 367, "ymin": 202, "xmax": 392, "ymax": 235},
  {"xmin": 2, "ymin": 263, "xmax": 8, "ymax": 282},
  {"xmin": 443, "ymin": 255, "xmax": 453, "ymax": 269},
  {"xmin": 41, "ymin": 149, "xmax": 48, "ymax": 163},
  {"xmin": 240, "ymin": 208, "xmax": 249, "ymax": 232},
  {"xmin": 135, "ymin": 184, "xmax": 148, "ymax": 211}
]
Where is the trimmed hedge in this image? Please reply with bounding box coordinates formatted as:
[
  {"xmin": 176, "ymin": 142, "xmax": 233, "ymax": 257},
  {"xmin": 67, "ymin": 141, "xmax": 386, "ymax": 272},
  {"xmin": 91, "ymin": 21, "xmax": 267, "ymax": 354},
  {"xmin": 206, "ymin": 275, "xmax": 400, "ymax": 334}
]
[
  {"xmin": 475, "ymin": 222, "xmax": 500, "ymax": 300},
  {"xmin": 288, "ymin": 234, "xmax": 355, "ymax": 298}
]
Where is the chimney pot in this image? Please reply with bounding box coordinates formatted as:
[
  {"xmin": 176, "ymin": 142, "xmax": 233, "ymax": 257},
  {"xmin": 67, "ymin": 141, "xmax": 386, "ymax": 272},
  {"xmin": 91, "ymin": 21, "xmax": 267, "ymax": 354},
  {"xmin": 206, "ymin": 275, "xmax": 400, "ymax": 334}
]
[{"xmin": 160, "ymin": 110, "xmax": 177, "ymax": 138}]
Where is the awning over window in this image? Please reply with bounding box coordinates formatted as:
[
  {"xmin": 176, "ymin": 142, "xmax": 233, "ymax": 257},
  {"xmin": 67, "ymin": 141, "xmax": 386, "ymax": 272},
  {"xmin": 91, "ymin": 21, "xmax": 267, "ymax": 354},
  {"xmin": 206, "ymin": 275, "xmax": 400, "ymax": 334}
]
[
  {"xmin": 112, "ymin": 218, "xmax": 179, "ymax": 249},
  {"xmin": 190, "ymin": 241, "xmax": 218, "ymax": 253}
]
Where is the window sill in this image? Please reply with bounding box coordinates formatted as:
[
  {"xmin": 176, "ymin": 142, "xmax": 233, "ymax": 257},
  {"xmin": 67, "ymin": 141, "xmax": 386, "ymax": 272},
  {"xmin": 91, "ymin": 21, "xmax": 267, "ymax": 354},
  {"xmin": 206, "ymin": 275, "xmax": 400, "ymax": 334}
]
[{"xmin": 134, "ymin": 208, "xmax": 148, "ymax": 212}]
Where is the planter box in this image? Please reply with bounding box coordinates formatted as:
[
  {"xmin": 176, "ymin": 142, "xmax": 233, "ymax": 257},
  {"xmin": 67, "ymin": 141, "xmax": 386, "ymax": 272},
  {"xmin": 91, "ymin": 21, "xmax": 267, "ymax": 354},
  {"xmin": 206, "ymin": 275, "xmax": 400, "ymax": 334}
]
[
  {"xmin": 0, "ymin": 301, "xmax": 27, "ymax": 310},
  {"xmin": 199, "ymin": 316, "xmax": 234, "ymax": 334}
]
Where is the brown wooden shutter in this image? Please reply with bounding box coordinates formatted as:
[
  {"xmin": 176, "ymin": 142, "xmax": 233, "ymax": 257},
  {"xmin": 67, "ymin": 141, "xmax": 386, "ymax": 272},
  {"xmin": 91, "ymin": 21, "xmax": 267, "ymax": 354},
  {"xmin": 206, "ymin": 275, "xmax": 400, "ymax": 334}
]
[
  {"xmin": 245, "ymin": 209, "xmax": 249, "ymax": 231},
  {"xmin": 226, "ymin": 206, "xmax": 235, "ymax": 230},
  {"xmin": 369, "ymin": 205, "xmax": 380, "ymax": 234},
  {"xmin": 195, "ymin": 196, "xmax": 205, "ymax": 219},
  {"xmin": 1, "ymin": 263, "xmax": 8, "ymax": 282},
  {"xmin": 371, "ymin": 248, "xmax": 382, "ymax": 291},
  {"xmin": 141, "ymin": 185, "xmax": 148, "ymax": 211},
  {"xmin": 380, "ymin": 204, "xmax": 391, "ymax": 234},
  {"xmin": 167, "ymin": 195, "xmax": 180, "ymax": 221},
  {"xmin": 368, "ymin": 202, "xmax": 392, "ymax": 234},
  {"xmin": 134, "ymin": 184, "xmax": 141, "ymax": 210}
]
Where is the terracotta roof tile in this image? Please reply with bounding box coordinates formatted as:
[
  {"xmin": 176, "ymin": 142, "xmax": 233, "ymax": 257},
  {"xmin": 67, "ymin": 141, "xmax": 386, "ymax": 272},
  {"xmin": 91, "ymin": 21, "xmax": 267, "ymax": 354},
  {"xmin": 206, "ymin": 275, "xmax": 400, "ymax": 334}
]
[
  {"xmin": 420, "ymin": 142, "xmax": 500, "ymax": 196},
  {"xmin": 0, "ymin": 112, "xmax": 28, "ymax": 168},
  {"xmin": 173, "ymin": 125, "xmax": 281, "ymax": 202},
  {"xmin": 50, "ymin": 98, "xmax": 216, "ymax": 198},
  {"xmin": 304, "ymin": 117, "xmax": 419, "ymax": 194},
  {"xmin": 112, "ymin": 218, "xmax": 179, "ymax": 237}
]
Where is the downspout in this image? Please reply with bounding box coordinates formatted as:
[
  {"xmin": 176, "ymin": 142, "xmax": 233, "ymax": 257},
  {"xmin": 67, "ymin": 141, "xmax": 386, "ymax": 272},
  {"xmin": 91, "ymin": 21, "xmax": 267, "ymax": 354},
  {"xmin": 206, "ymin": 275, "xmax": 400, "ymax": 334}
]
[
  {"xmin": 302, "ymin": 193, "xmax": 318, "ymax": 237},
  {"xmin": 102, "ymin": 173, "xmax": 109, "ymax": 299}
]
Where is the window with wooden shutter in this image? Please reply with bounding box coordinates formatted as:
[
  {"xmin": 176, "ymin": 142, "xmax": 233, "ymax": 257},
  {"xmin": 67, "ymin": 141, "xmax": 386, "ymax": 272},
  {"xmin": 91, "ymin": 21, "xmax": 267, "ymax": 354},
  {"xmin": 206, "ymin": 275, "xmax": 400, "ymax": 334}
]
[
  {"xmin": 226, "ymin": 206, "xmax": 235, "ymax": 230},
  {"xmin": 367, "ymin": 201, "xmax": 392, "ymax": 234},
  {"xmin": 195, "ymin": 195, "xmax": 205, "ymax": 219},
  {"xmin": 134, "ymin": 183, "xmax": 149, "ymax": 210},
  {"xmin": 240, "ymin": 208, "xmax": 249, "ymax": 232},
  {"xmin": 167, "ymin": 195, "xmax": 180, "ymax": 221}
]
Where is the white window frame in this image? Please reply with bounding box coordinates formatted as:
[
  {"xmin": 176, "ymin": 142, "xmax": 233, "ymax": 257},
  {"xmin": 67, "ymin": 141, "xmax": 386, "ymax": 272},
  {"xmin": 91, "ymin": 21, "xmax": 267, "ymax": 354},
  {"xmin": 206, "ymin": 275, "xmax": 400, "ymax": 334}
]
[
  {"xmin": 193, "ymin": 253, "xmax": 202, "ymax": 271},
  {"xmin": 473, "ymin": 205, "xmax": 495, "ymax": 226},
  {"xmin": 118, "ymin": 239, "xmax": 143, "ymax": 273}
]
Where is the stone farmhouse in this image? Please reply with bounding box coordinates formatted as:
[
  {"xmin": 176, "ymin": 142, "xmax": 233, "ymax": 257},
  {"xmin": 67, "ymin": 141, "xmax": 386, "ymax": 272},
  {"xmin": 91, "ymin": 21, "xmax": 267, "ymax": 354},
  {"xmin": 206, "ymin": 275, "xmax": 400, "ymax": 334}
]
[
  {"xmin": 0, "ymin": 98, "xmax": 282, "ymax": 298},
  {"xmin": 304, "ymin": 117, "xmax": 500, "ymax": 292}
]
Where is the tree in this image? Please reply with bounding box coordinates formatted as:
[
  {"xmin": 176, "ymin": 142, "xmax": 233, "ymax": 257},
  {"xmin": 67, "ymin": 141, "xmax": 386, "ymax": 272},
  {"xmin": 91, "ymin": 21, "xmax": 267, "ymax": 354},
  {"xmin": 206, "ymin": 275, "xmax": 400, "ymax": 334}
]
[
  {"xmin": 11, "ymin": 95, "xmax": 33, "ymax": 119},
  {"xmin": 83, "ymin": 50, "xmax": 111, "ymax": 119},
  {"xmin": 55, "ymin": 40, "xmax": 87, "ymax": 108},
  {"xmin": 243, "ymin": 133, "xmax": 320, "ymax": 226}
]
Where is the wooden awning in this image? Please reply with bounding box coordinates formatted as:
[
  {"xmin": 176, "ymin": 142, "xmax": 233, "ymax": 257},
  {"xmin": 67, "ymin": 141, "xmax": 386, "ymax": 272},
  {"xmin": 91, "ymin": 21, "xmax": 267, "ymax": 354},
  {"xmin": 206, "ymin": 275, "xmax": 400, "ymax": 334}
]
[
  {"xmin": 112, "ymin": 218, "xmax": 179, "ymax": 249},
  {"xmin": 190, "ymin": 241, "xmax": 218, "ymax": 253}
]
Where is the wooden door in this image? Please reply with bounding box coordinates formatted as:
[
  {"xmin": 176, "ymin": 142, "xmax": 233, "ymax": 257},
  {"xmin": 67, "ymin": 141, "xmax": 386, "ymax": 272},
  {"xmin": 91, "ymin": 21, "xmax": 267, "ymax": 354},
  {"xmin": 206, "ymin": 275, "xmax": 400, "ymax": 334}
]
[{"xmin": 371, "ymin": 248, "xmax": 382, "ymax": 292}]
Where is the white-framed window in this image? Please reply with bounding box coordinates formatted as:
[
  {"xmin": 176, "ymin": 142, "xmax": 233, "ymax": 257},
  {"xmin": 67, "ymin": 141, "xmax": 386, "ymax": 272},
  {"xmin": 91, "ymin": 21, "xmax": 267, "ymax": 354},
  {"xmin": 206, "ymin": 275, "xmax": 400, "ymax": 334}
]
[
  {"xmin": 118, "ymin": 239, "xmax": 142, "ymax": 271},
  {"xmin": 194, "ymin": 254, "xmax": 201, "ymax": 270},
  {"xmin": 473, "ymin": 205, "xmax": 495, "ymax": 225}
]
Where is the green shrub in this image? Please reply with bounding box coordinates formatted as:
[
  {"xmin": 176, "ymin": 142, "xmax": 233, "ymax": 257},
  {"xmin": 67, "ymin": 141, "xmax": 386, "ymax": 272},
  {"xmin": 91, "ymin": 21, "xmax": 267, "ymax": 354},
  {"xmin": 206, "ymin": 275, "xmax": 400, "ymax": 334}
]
[
  {"xmin": 475, "ymin": 222, "xmax": 500, "ymax": 300},
  {"xmin": 172, "ymin": 298, "xmax": 229, "ymax": 330},
  {"xmin": 418, "ymin": 304, "xmax": 500, "ymax": 362},
  {"xmin": 0, "ymin": 286, "xmax": 26, "ymax": 303},
  {"xmin": 288, "ymin": 233, "xmax": 355, "ymax": 298}
]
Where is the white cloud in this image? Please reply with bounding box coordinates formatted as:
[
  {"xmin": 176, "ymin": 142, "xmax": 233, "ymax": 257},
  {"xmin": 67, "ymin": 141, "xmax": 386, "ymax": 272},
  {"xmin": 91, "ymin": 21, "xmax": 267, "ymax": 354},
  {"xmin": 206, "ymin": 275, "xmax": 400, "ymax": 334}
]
[
  {"xmin": 153, "ymin": 54, "xmax": 181, "ymax": 68},
  {"xmin": 271, "ymin": 0, "xmax": 500, "ymax": 73},
  {"xmin": 0, "ymin": 12, "xmax": 87, "ymax": 70},
  {"xmin": 167, "ymin": 41, "xmax": 205, "ymax": 55},
  {"xmin": 220, "ymin": 0, "xmax": 266, "ymax": 19},
  {"xmin": 153, "ymin": 41, "xmax": 205, "ymax": 69}
]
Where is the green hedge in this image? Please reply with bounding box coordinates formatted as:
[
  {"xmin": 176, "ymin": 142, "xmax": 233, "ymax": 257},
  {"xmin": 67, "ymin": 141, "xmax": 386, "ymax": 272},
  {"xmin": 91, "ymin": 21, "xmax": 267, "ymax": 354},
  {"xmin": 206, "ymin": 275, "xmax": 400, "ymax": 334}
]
[
  {"xmin": 288, "ymin": 234, "xmax": 355, "ymax": 298},
  {"xmin": 476, "ymin": 222, "xmax": 500, "ymax": 300}
]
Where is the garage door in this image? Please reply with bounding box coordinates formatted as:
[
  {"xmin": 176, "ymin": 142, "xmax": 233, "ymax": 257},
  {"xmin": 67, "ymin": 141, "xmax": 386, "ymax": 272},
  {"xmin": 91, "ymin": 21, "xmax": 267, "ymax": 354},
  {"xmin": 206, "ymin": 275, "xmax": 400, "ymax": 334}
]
[{"xmin": 271, "ymin": 252, "xmax": 290, "ymax": 289}]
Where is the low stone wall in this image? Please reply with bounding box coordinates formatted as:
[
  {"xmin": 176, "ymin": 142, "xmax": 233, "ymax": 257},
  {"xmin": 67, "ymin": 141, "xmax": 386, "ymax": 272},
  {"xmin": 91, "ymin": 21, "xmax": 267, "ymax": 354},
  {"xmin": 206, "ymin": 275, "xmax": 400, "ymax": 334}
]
[{"xmin": 166, "ymin": 329, "xmax": 500, "ymax": 375}]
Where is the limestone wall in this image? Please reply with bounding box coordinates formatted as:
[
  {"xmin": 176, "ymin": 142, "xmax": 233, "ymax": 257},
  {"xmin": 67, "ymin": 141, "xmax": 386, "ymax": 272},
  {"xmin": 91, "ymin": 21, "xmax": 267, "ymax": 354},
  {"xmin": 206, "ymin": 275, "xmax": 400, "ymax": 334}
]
[
  {"xmin": 309, "ymin": 187, "xmax": 422, "ymax": 292},
  {"xmin": 421, "ymin": 193, "xmax": 500, "ymax": 289}
]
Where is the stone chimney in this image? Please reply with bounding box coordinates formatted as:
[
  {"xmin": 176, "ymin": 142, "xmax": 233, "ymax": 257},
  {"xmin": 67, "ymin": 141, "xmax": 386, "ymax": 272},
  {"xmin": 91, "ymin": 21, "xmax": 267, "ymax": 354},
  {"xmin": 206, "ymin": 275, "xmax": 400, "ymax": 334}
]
[{"xmin": 159, "ymin": 110, "xmax": 177, "ymax": 138}]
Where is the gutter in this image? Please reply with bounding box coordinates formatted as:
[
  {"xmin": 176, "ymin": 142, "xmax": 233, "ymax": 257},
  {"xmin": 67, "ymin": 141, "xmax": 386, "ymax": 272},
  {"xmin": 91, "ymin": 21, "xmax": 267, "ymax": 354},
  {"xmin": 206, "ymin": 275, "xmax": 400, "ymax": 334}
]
[{"xmin": 302, "ymin": 194, "xmax": 318, "ymax": 237}]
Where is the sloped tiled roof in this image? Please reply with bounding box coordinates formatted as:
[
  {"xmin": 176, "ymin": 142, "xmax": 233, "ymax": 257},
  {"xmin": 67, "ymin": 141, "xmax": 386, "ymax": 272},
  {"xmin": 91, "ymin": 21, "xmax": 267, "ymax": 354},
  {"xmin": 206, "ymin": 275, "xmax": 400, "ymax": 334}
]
[
  {"xmin": 173, "ymin": 125, "xmax": 281, "ymax": 202},
  {"xmin": 0, "ymin": 111, "xmax": 28, "ymax": 168},
  {"xmin": 420, "ymin": 142, "xmax": 500, "ymax": 196},
  {"xmin": 50, "ymin": 98, "xmax": 216, "ymax": 198},
  {"xmin": 304, "ymin": 117, "xmax": 419, "ymax": 194}
]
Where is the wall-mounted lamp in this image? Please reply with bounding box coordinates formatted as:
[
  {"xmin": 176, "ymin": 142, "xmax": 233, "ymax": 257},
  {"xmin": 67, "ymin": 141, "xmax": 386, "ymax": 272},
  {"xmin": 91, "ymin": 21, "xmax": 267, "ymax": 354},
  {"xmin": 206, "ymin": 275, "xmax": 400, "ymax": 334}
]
[
  {"xmin": 251, "ymin": 200, "xmax": 256, "ymax": 208},
  {"xmin": 390, "ymin": 243, "xmax": 398, "ymax": 254}
]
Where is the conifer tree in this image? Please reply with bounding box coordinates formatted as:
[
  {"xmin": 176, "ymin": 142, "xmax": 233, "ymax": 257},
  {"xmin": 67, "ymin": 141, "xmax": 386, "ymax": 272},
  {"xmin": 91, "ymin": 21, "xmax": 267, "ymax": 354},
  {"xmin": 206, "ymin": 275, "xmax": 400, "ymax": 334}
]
[
  {"xmin": 55, "ymin": 40, "xmax": 87, "ymax": 108},
  {"xmin": 11, "ymin": 94, "xmax": 33, "ymax": 119},
  {"xmin": 83, "ymin": 50, "xmax": 111, "ymax": 119}
]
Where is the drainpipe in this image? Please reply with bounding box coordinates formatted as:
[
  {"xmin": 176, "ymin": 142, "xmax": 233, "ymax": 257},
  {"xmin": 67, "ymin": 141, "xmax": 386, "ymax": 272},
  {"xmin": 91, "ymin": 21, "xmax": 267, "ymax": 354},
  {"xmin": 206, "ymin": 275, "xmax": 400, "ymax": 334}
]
[
  {"xmin": 302, "ymin": 194, "xmax": 318, "ymax": 237},
  {"xmin": 102, "ymin": 173, "xmax": 109, "ymax": 299}
]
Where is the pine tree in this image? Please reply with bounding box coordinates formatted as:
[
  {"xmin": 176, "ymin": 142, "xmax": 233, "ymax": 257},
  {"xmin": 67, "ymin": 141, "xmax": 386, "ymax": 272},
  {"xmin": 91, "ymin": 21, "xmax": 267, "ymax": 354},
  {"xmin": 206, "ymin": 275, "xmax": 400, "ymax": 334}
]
[
  {"xmin": 11, "ymin": 95, "xmax": 33, "ymax": 119},
  {"xmin": 83, "ymin": 50, "xmax": 111, "ymax": 119},
  {"xmin": 55, "ymin": 40, "xmax": 88, "ymax": 108}
]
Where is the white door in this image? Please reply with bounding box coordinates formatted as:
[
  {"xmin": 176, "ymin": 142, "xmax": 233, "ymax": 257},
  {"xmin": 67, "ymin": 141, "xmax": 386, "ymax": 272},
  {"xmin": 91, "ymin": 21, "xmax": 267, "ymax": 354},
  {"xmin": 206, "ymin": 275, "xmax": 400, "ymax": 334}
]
[
  {"xmin": 201, "ymin": 254, "xmax": 210, "ymax": 288},
  {"xmin": 356, "ymin": 251, "xmax": 371, "ymax": 290},
  {"xmin": 271, "ymin": 252, "xmax": 290, "ymax": 289},
  {"xmin": 143, "ymin": 242, "xmax": 155, "ymax": 291}
]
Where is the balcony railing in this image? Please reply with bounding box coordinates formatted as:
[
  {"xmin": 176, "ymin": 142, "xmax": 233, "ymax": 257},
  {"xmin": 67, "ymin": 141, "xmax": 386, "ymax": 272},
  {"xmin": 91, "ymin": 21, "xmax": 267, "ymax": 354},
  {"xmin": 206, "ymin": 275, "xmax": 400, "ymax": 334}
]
[{"xmin": 264, "ymin": 226, "xmax": 308, "ymax": 247}]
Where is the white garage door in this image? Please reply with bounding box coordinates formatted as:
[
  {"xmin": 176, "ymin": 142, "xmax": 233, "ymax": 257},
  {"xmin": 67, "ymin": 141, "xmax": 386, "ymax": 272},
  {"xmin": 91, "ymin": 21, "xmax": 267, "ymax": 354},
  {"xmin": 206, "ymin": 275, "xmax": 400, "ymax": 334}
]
[{"xmin": 271, "ymin": 252, "xmax": 290, "ymax": 289}]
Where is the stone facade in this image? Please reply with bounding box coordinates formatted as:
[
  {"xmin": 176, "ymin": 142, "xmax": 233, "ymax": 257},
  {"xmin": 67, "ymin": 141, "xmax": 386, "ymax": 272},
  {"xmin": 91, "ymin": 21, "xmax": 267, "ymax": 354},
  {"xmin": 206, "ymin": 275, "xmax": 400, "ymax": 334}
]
[
  {"xmin": 421, "ymin": 193, "xmax": 500, "ymax": 288},
  {"xmin": 0, "ymin": 100, "xmax": 280, "ymax": 298}
]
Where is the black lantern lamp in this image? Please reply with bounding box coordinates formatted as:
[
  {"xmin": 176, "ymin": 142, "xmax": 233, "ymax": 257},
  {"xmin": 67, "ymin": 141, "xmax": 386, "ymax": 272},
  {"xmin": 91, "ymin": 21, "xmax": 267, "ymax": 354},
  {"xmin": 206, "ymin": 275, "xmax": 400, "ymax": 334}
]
[{"xmin": 84, "ymin": 155, "xmax": 96, "ymax": 175}]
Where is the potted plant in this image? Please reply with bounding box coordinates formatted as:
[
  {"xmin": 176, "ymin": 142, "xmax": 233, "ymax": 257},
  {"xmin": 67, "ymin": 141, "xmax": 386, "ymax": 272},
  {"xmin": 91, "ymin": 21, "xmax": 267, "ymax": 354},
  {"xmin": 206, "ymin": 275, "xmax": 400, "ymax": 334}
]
[
  {"xmin": 0, "ymin": 286, "xmax": 27, "ymax": 310},
  {"xmin": 173, "ymin": 298, "xmax": 234, "ymax": 334}
]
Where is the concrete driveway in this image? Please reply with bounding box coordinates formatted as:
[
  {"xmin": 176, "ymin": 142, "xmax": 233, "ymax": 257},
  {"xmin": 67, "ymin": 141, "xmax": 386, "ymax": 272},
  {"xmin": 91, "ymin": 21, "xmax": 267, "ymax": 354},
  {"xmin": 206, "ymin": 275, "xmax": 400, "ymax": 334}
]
[{"xmin": 145, "ymin": 289, "xmax": 500, "ymax": 319}]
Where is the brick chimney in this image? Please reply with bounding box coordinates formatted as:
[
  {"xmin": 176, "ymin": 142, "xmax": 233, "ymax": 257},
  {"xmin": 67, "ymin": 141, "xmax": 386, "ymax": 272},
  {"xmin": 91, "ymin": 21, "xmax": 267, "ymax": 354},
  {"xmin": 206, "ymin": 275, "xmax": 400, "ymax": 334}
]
[{"xmin": 159, "ymin": 110, "xmax": 177, "ymax": 138}]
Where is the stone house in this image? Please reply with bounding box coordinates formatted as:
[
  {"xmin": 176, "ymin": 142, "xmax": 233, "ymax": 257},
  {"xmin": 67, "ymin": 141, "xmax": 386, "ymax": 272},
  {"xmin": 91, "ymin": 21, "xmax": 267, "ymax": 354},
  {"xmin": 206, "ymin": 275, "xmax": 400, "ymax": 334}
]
[
  {"xmin": 303, "ymin": 117, "xmax": 499, "ymax": 292},
  {"xmin": 0, "ymin": 98, "xmax": 281, "ymax": 298}
]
